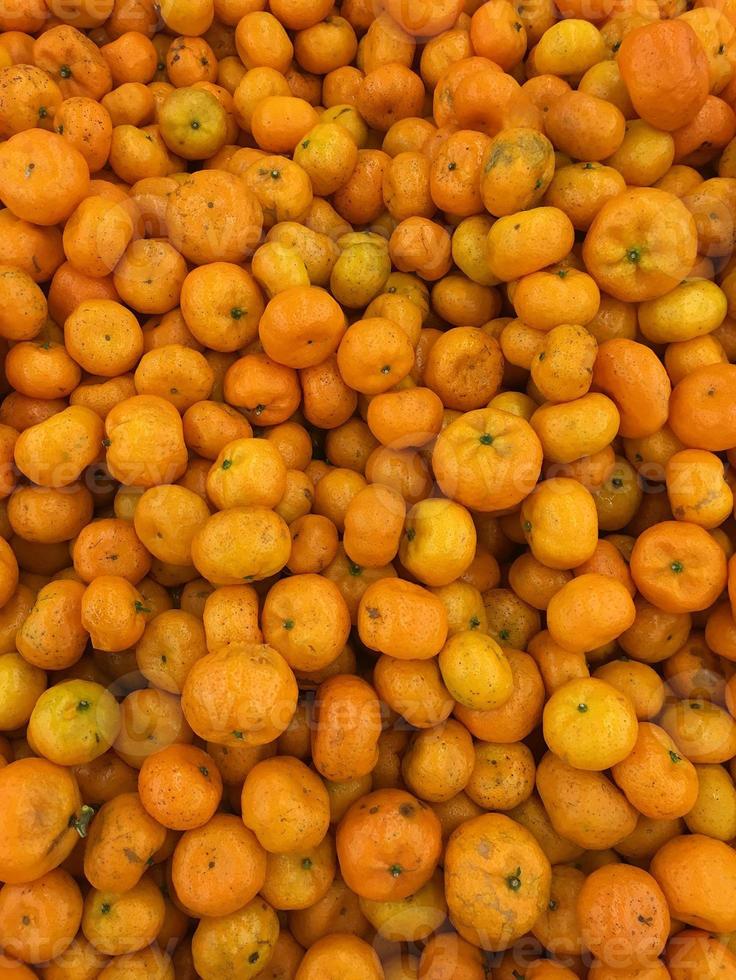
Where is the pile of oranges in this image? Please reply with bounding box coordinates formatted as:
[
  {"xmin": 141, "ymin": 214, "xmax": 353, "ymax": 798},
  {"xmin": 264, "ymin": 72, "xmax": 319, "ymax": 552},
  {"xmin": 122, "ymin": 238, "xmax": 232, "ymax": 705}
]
[{"xmin": 3, "ymin": 0, "xmax": 736, "ymax": 977}]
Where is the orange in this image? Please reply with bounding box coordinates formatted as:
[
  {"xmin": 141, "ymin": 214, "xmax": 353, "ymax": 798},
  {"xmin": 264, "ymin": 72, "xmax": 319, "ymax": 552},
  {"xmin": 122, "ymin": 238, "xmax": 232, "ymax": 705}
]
[
  {"xmin": 651, "ymin": 833, "xmax": 736, "ymax": 933},
  {"xmin": 546, "ymin": 573, "xmax": 636, "ymax": 654},
  {"xmin": 382, "ymin": 0, "xmax": 464, "ymax": 37},
  {"xmin": 105, "ymin": 394, "xmax": 188, "ymax": 488},
  {"xmin": 83, "ymin": 792, "xmax": 166, "ymax": 893},
  {"xmin": 665, "ymin": 930, "xmax": 736, "ymax": 980},
  {"xmin": 366, "ymin": 388, "xmax": 443, "ymax": 450},
  {"xmin": 242, "ymin": 756, "xmax": 329, "ymax": 855},
  {"xmin": 357, "ymin": 63, "xmax": 425, "ymax": 132},
  {"xmin": 618, "ymin": 20, "xmax": 710, "ymax": 131},
  {"xmin": 543, "ymin": 676, "xmax": 638, "ymax": 770},
  {"xmin": 487, "ymin": 207, "xmax": 574, "ymax": 282},
  {"xmin": 592, "ymin": 338, "xmax": 672, "ymax": 438},
  {"xmin": 138, "ymin": 743, "xmax": 222, "ymax": 831},
  {"xmin": 432, "ymin": 407, "xmax": 543, "ymax": 512},
  {"xmin": 0, "ymin": 64, "xmax": 62, "ymax": 137},
  {"xmin": 536, "ymin": 751, "xmax": 638, "ymax": 850},
  {"xmin": 166, "ymin": 169, "xmax": 263, "ymax": 265},
  {"xmin": 53, "ymin": 97, "xmax": 113, "ymax": 173},
  {"xmin": 545, "ymin": 91, "xmax": 626, "ymax": 162},
  {"xmin": 630, "ymin": 520, "xmax": 727, "ymax": 613},
  {"xmin": 0, "ymin": 868, "xmax": 83, "ymax": 965},
  {"xmin": 0, "ymin": 129, "xmax": 89, "ymax": 225},
  {"xmin": 445, "ymin": 812, "xmax": 551, "ymax": 951},
  {"xmin": 430, "ymin": 130, "xmax": 490, "ymax": 217},
  {"xmin": 259, "ymin": 285, "xmax": 346, "ymax": 368},
  {"xmin": 470, "ymin": 0, "xmax": 527, "ymax": 70},
  {"xmin": 583, "ymin": 188, "xmax": 698, "ymax": 302},
  {"xmin": 33, "ymin": 25, "xmax": 113, "ymax": 101},
  {"xmin": 669, "ymin": 363, "xmax": 736, "ymax": 450},
  {"xmin": 577, "ymin": 864, "xmax": 670, "ymax": 968},
  {"xmin": 454, "ymin": 649, "xmax": 545, "ymax": 745},
  {"xmin": 611, "ymin": 722, "xmax": 699, "ymax": 821},
  {"xmin": 295, "ymin": 934, "xmax": 381, "ymax": 980},
  {"xmin": 81, "ymin": 873, "xmax": 166, "ymax": 955},
  {"xmin": 0, "ymin": 758, "xmax": 88, "ymax": 885},
  {"xmin": 544, "ymin": 162, "xmax": 626, "ymax": 233},
  {"xmin": 261, "ymin": 573, "xmax": 350, "ymax": 672},
  {"xmin": 358, "ymin": 578, "xmax": 448, "ymax": 661},
  {"xmin": 424, "ymin": 327, "xmax": 503, "ymax": 411},
  {"xmin": 337, "ymin": 317, "xmax": 414, "ymax": 395},
  {"xmin": 336, "ymin": 788, "xmax": 442, "ymax": 901},
  {"xmin": 312, "ymin": 674, "xmax": 381, "ymax": 781},
  {"xmin": 182, "ymin": 642, "xmax": 297, "ymax": 747}
]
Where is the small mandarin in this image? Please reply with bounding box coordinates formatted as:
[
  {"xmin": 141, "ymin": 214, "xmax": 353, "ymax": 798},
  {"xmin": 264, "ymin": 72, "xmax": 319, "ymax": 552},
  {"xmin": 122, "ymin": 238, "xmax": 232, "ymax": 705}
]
[{"xmin": 0, "ymin": 0, "xmax": 731, "ymax": 969}]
